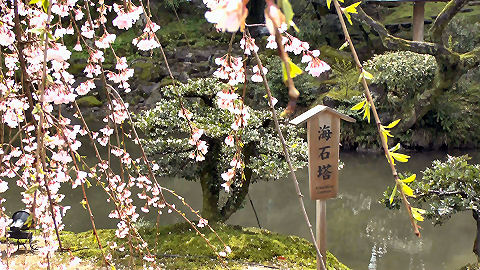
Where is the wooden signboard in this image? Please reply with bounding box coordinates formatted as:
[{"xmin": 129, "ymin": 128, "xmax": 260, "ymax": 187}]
[
  {"xmin": 290, "ymin": 105, "xmax": 355, "ymax": 200},
  {"xmin": 291, "ymin": 105, "xmax": 355, "ymax": 269}
]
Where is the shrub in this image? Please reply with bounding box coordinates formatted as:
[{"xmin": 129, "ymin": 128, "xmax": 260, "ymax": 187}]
[{"xmin": 364, "ymin": 51, "xmax": 437, "ymax": 99}]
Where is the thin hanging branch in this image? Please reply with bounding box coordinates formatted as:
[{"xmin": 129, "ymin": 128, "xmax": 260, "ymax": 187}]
[
  {"xmin": 36, "ymin": 1, "xmax": 65, "ymax": 251},
  {"xmin": 331, "ymin": 0, "xmax": 421, "ymax": 237},
  {"xmin": 247, "ymin": 29, "xmax": 328, "ymax": 270}
]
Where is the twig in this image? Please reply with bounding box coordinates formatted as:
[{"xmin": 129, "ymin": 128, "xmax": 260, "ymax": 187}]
[
  {"xmin": 36, "ymin": 1, "xmax": 65, "ymax": 251},
  {"xmin": 331, "ymin": 0, "xmax": 420, "ymax": 237},
  {"xmin": 247, "ymin": 194, "xmax": 262, "ymax": 229},
  {"xmin": 248, "ymin": 29, "xmax": 327, "ymax": 270}
]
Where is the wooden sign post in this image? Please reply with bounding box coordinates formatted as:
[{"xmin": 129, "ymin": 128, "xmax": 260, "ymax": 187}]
[{"xmin": 291, "ymin": 105, "xmax": 355, "ymax": 268}]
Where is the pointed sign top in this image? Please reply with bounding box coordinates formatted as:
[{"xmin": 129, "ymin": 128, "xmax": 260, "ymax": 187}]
[{"xmin": 290, "ymin": 105, "xmax": 356, "ymax": 126}]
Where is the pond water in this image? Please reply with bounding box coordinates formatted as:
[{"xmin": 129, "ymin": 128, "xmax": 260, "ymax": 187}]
[{"xmin": 3, "ymin": 147, "xmax": 479, "ymax": 269}]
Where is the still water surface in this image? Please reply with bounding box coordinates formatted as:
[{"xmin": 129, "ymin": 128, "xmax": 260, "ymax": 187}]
[{"xmin": 4, "ymin": 150, "xmax": 479, "ymax": 269}]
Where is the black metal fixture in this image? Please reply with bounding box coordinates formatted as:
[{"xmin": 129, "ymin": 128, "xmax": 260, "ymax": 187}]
[{"xmin": 7, "ymin": 210, "xmax": 35, "ymax": 250}]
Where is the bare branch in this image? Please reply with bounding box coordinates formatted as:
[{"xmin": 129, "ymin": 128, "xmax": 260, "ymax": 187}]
[
  {"xmin": 429, "ymin": 0, "xmax": 471, "ymax": 44},
  {"xmin": 353, "ymin": 7, "xmax": 452, "ymax": 57}
]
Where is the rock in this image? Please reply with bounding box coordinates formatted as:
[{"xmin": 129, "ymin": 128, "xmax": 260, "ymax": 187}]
[
  {"xmin": 401, "ymin": 23, "xmax": 412, "ymax": 29},
  {"xmin": 178, "ymin": 71, "xmax": 190, "ymax": 83},
  {"xmin": 144, "ymin": 78, "xmax": 177, "ymax": 107},
  {"xmin": 145, "ymin": 88, "xmax": 163, "ymax": 107},
  {"xmin": 175, "ymin": 48, "xmax": 194, "ymax": 62},
  {"xmin": 193, "ymin": 50, "xmax": 211, "ymax": 62},
  {"xmin": 136, "ymin": 82, "xmax": 161, "ymax": 97},
  {"xmin": 77, "ymin": 96, "xmax": 103, "ymax": 107}
]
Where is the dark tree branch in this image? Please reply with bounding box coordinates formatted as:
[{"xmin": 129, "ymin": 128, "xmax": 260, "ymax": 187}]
[
  {"xmin": 416, "ymin": 189, "xmax": 467, "ymax": 198},
  {"xmin": 220, "ymin": 168, "xmax": 252, "ymax": 220},
  {"xmin": 353, "ymin": 8, "xmax": 452, "ymax": 57},
  {"xmin": 13, "ymin": 0, "xmax": 35, "ymax": 122},
  {"xmin": 429, "ymin": 0, "xmax": 471, "ymax": 44},
  {"xmin": 460, "ymin": 46, "xmax": 480, "ymax": 69}
]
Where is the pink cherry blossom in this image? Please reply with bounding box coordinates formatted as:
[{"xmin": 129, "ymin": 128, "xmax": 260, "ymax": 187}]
[
  {"xmin": 251, "ymin": 65, "xmax": 268, "ymax": 82},
  {"xmin": 75, "ymin": 79, "xmax": 96, "ymax": 95},
  {"xmin": 112, "ymin": 4, "xmax": 143, "ymax": 30},
  {"xmin": 213, "ymin": 55, "xmax": 245, "ymax": 85},
  {"xmin": 0, "ymin": 24, "xmax": 15, "ymax": 47},
  {"xmin": 95, "ymin": 32, "xmax": 116, "ymax": 49},
  {"xmin": 240, "ymin": 35, "xmax": 259, "ymax": 55},
  {"xmin": 305, "ymin": 57, "xmax": 331, "ymax": 77},
  {"xmin": 266, "ymin": 35, "xmax": 277, "ymax": 49},
  {"xmin": 224, "ymin": 135, "xmax": 234, "ymax": 147},
  {"xmin": 204, "ymin": 0, "xmax": 248, "ymax": 32}
]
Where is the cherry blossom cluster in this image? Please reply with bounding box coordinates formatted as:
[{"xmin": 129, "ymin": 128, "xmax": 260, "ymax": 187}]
[
  {"xmin": 106, "ymin": 57, "xmax": 134, "ymax": 93},
  {"xmin": 188, "ymin": 128, "xmax": 208, "ymax": 161},
  {"xmin": 216, "ymin": 88, "xmax": 251, "ymax": 192},
  {"xmin": 240, "ymin": 34, "xmax": 259, "ymax": 55},
  {"xmin": 265, "ymin": 27, "xmax": 331, "ymax": 77},
  {"xmin": 132, "ymin": 22, "xmax": 161, "ymax": 51},
  {"xmin": 0, "ymin": 0, "xmax": 223, "ymax": 267},
  {"xmin": 203, "ymin": 0, "xmax": 248, "ymax": 32},
  {"xmin": 213, "ymin": 54, "xmax": 246, "ymax": 85},
  {"xmin": 178, "ymin": 108, "xmax": 209, "ymax": 161}
]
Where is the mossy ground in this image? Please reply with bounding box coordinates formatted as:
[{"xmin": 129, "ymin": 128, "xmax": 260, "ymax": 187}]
[
  {"xmin": 59, "ymin": 222, "xmax": 350, "ymax": 269},
  {"xmin": 76, "ymin": 96, "xmax": 103, "ymax": 107},
  {"xmin": 380, "ymin": 2, "xmax": 480, "ymax": 25}
]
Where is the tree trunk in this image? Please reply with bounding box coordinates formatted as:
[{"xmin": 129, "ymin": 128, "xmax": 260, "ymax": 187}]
[
  {"xmin": 220, "ymin": 167, "xmax": 252, "ymax": 221},
  {"xmin": 473, "ymin": 209, "xmax": 480, "ymax": 262},
  {"xmin": 199, "ymin": 169, "xmax": 222, "ymax": 222}
]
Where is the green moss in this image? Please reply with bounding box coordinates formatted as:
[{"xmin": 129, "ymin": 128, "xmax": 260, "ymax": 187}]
[
  {"xmin": 157, "ymin": 16, "xmax": 231, "ymax": 49},
  {"xmin": 60, "ymin": 222, "xmax": 351, "ymax": 270},
  {"xmin": 76, "ymin": 96, "xmax": 103, "ymax": 107}
]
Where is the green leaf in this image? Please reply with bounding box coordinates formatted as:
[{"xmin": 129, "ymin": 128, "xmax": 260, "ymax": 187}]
[
  {"xmin": 85, "ymin": 179, "xmax": 92, "ymax": 188},
  {"xmin": 401, "ymin": 183, "xmax": 415, "ymax": 197},
  {"xmin": 389, "ymin": 143, "xmax": 401, "ymax": 152},
  {"xmin": 400, "ymin": 174, "xmax": 416, "ymax": 183},
  {"xmin": 32, "ymin": 103, "xmax": 42, "ymax": 115},
  {"xmin": 350, "ymin": 100, "xmax": 365, "ymax": 111},
  {"xmin": 342, "ymin": 2, "xmax": 361, "ymax": 24},
  {"xmin": 344, "ymin": 2, "xmax": 361, "ymax": 14},
  {"xmin": 381, "ymin": 129, "xmax": 393, "ymax": 138},
  {"xmin": 389, "ymin": 184, "xmax": 397, "ymax": 205},
  {"xmin": 339, "ymin": 41, "xmax": 349, "ymax": 50},
  {"xmin": 385, "ymin": 119, "xmax": 401, "ymax": 129},
  {"xmin": 280, "ymin": 0, "xmax": 295, "ymax": 29},
  {"xmin": 411, "ymin": 207, "xmax": 425, "ymax": 222},
  {"xmin": 358, "ymin": 69, "xmax": 373, "ymax": 83},
  {"xmin": 46, "ymin": 31, "xmax": 54, "ymax": 41},
  {"xmin": 29, "ymin": 0, "xmax": 41, "ymax": 4},
  {"xmin": 42, "ymin": 0, "xmax": 49, "ymax": 13},
  {"xmin": 362, "ymin": 102, "xmax": 370, "ymax": 123},
  {"xmin": 327, "ymin": 0, "xmax": 332, "ymax": 9},
  {"xmin": 80, "ymin": 199, "xmax": 87, "ymax": 209},
  {"xmin": 25, "ymin": 183, "xmax": 39, "ymax": 195},
  {"xmin": 27, "ymin": 28, "xmax": 45, "ymax": 35},
  {"xmin": 391, "ymin": 152, "xmax": 410, "ymax": 163},
  {"xmin": 281, "ymin": 59, "xmax": 303, "ymax": 82}
]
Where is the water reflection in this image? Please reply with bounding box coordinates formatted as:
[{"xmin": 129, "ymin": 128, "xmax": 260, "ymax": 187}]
[{"xmin": 3, "ymin": 150, "xmax": 480, "ymax": 269}]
